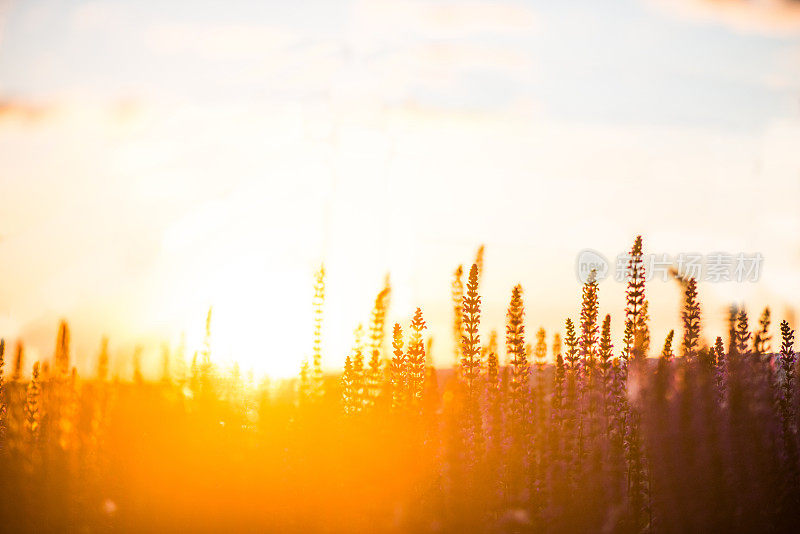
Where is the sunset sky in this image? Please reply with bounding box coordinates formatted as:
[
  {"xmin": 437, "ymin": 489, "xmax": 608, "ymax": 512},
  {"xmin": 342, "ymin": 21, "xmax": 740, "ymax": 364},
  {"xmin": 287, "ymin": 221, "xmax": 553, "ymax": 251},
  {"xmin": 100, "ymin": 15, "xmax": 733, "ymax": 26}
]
[{"xmin": 1, "ymin": 0, "xmax": 800, "ymax": 377}]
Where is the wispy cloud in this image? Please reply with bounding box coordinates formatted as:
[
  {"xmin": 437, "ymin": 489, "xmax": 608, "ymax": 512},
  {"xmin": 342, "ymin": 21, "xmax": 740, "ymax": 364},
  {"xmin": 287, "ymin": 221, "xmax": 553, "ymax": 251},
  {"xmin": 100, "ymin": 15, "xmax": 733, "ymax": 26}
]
[
  {"xmin": 0, "ymin": 99, "xmax": 54, "ymax": 124},
  {"xmin": 145, "ymin": 22, "xmax": 302, "ymax": 60},
  {"xmin": 352, "ymin": 0, "xmax": 537, "ymax": 39},
  {"xmin": 132, "ymin": 3, "xmax": 538, "ymax": 107},
  {"xmin": 650, "ymin": 0, "xmax": 800, "ymax": 35},
  {"xmin": 400, "ymin": 41, "xmax": 534, "ymax": 74}
]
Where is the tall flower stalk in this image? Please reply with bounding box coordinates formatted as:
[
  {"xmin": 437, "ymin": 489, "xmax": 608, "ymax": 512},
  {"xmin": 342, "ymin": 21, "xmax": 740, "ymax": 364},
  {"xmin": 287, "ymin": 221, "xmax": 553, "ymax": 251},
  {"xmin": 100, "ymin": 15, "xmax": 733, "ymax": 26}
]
[
  {"xmin": 625, "ymin": 236, "xmax": 650, "ymax": 361},
  {"xmin": 390, "ymin": 323, "xmax": 407, "ymax": 410},
  {"xmin": 406, "ymin": 308, "xmax": 427, "ymax": 408},
  {"xmin": 312, "ymin": 265, "xmax": 325, "ymax": 398},
  {"xmin": 461, "ymin": 264, "xmax": 482, "ymax": 400},
  {"xmin": 681, "ymin": 278, "xmax": 701, "ymax": 361}
]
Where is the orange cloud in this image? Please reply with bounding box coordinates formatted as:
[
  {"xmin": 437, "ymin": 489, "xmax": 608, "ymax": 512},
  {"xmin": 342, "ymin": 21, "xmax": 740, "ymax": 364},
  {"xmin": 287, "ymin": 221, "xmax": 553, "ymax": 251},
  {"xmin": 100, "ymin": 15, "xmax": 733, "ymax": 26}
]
[
  {"xmin": 0, "ymin": 98, "xmax": 147, "ymax": 130},
  {"xmin": 650, "ymin": 0, "xmax": 800, "ymax": 35},
  {"xmin": 0, "ymin": 100, "xmax": 53, "ymax": 124}
]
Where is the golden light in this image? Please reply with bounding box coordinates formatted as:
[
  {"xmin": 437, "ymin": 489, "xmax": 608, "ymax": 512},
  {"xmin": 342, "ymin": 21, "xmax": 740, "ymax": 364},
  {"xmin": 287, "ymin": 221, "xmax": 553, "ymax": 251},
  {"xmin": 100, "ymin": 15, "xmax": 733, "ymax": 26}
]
[{"xmin": 175, "ymin": 267, "xmax": 313, "ymax": 380}]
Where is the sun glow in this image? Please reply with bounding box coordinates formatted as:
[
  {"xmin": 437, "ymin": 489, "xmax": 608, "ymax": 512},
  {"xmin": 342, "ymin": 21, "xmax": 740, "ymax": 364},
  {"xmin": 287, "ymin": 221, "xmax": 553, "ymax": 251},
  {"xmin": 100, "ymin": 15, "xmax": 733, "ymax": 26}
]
[{"xmin": 177, "ymin": 268, "xmax": 313, "ymax": 380}]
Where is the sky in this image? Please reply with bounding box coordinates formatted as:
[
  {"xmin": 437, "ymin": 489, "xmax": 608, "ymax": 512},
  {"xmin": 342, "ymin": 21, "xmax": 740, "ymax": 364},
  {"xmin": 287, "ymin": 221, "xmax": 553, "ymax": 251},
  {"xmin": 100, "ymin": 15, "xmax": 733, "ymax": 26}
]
[{"xmin": 1, "ymin": 0, "xmax": 800, "ymax": 378}]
